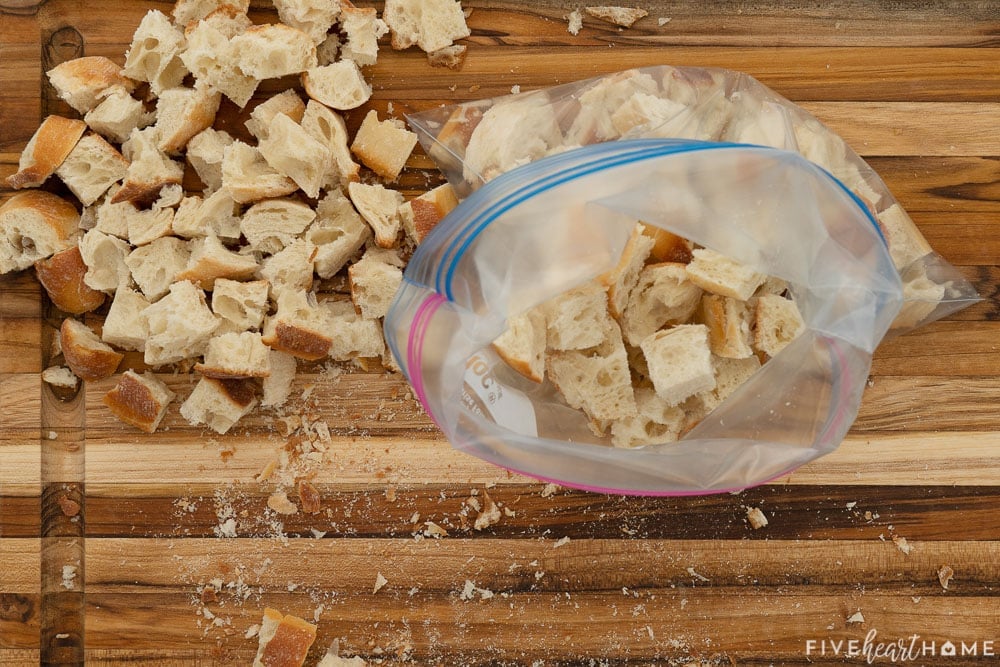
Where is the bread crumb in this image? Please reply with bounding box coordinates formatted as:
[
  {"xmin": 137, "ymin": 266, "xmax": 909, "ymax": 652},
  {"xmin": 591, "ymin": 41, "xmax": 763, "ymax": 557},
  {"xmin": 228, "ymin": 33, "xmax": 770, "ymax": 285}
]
[
  {"xmin": 298, "ymin": 480, "xmax": 322, "ymax": 514},
  {"xmin": 585, "ymin": 6, "xmax": 648, "ymax": 28},
  {"xmin": 846, "ymin": 501, "xmax": 857, "ymax": 509},
  {"xmin": 61, "ymin": 565, "xmax": 78, "ymax": 590},
  {"xmin": 553, "ymin": 536, "xmax": 571, "ymax": 549},
  {"xmin": 57, "ymin": 494, "xmax": 81, "ymax": 517},
  {"xmin": 47, "ymin": 431, "xmax": 58, "ymax": 440},
  {"xmin": 847, "ymin": 611, "xmax": 865, "ymax": 624},
  {"xmin": 244, "ymin": 623, "xmax": 260, "ymax": 639},
  {"xmin": 657, "ymin": 16, "xmax": 671, "ymax": 26},
  {"xmin": 938, "ymin": 565, "xmax": 954, "ymax": 590},
  {"xmin": 540, "ymin": 483, "xmax": 560, "ymax": 498},
  {"xmin": 473, "ymin": 491, "xmax": 501, "ymax": 530},
  {"xmin": 746, "ymin": 506, "xmax": 768, "ymax": 529},
  {"xmin": 510, "ymin": 84, "xmax": 521, "ymax": 95},
  {"xmin": 566, "ymin": 9, "xmax": 583, "ymax": 35},
  {"xmin": 256, "ymin": 459, "xmax": 279, "ymax": 483},
  {"xmin": 385, "ymin": 486, "xmax": 397, "ymax": 502},
  {"xmin": 459, "ymin": 579, "xmax": 494, "ymax": 601},
  {"xmin": 892, "ymin": 535, "xmax": 913, "ymax": 555},
  {"xmin": 373, "ymin": 572, "xmax": 388, "ymax": 594},
  {"xmin": 686, "ymin": 567, "xmax": 709, "ymax": 582},
  {"xmin": 267, "ymin": 490, "xmax": 299, "ymax": 515},
  {"xmin": 422, "ymin": 521, "xmax": 448, "ymax": 538}
]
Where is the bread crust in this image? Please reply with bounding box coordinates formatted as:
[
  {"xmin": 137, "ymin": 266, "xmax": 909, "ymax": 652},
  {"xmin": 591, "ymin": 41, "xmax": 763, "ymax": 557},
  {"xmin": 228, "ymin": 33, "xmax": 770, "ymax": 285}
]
[
  {"xmin": 34, "ymin": 246, "xmax": 106, "ymax": 314},
  {"xmin": 61, "ymin": 318, "xmax": 124, "ymax": 381},
  {"xmin": 0, "ymin": 191, "xmax": 81, "ymax": 275},
  {"xmin": 102, "ymin": 370, "xmax": 175, "ymax": 432},
  {"xmin": 6, "ymin": 116, "xmax": 87, "ymax": 190}
]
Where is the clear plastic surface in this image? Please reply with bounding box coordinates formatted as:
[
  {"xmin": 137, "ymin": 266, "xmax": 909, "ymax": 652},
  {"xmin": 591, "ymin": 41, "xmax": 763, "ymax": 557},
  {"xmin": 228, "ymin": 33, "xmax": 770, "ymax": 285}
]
[{"xmin": 384, "ymin": 66, "xmax": 979, "ymax": 495}]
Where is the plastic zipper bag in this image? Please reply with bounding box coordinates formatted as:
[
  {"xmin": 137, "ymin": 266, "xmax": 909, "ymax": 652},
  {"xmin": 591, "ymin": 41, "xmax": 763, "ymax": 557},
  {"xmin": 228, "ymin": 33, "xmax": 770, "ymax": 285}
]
[{"xmin": 384, "ymin": 66, "xmax": 979, "ymax": 495}]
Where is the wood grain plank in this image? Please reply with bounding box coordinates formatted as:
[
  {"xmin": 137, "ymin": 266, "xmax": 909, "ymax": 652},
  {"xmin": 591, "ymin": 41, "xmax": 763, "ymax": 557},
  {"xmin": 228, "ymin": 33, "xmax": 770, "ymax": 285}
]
[
  {"xmin": 79, "ymin": 430, "xmax": 1000, "ymax": 488},
  {"xmin": 871, "ymin": 322, "xmax": 1000, "ymax": 376},
  {"xmin": 81, "ymin": 484, "xmax": 1000, "ymax": 542}
]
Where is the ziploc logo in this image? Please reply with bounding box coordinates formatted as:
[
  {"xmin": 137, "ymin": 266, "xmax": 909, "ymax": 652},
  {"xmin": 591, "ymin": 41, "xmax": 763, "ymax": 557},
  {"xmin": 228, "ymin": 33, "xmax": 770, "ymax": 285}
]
[
  {"xmin": 805, "ymin": 630, "xmax": 996, "ymax": 663},
  {"xmin": 462, "ymin": 352, "xmax": 537, "ymax": 437}
]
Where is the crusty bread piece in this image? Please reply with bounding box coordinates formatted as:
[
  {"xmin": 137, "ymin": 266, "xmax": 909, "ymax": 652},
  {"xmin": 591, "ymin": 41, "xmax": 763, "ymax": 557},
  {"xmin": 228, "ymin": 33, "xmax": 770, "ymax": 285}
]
[
  {"xmin": 141, "ymin": 280, "xmax": 221, "ymax": 366},
  {"xmin": 61, "ymin": 318, "xmax": 124, "ymax": 381},
  {"xmin": 245, "ymin": 90, "xmax": 306, "ymax": 141},
  {"xmin": 258, "ymin": 113, "xmax": 331, "ymax": 199},
  {"xmin": 547, "ymin": 319, "xmax": 637, "ymax": 422},
  {"xmin": 241, "ymin": 199, "xmax": 317, "ymax": 254},
  {"xmin": 261, "ymin": 289, "xmax": 334, "ymax": 360},
  {"xmin": 172, "ymin": 189, "xmax": 241, "ymax": 240},
  {"xmin": 893, "ymin": 272, "xmax": 947, "ymax": 330},
  {"xmin": 753, "ymin": 294, "xmax": 804, "ymax": 357},
  {"xmin": 383, "ymin": 0, "xmax": 470, "ymax": 53},
  {"xmin": 399, "ymin": 182, "xmax": 458, "ymax": 245},
  {"xmin": 685, "ymin": 248, "xmax": 765, "ymax": 301},
  {"xmin": 172, "ymin": 0, "xmax": 249, "ymax": 26},
  {"xmin": 84, "ymin": 86, "xmax": 156, "ymax": 144},
  {"xmin": 252, "ymin": 608, "xmax": 317, "ymax": 667},
  {"xmin": 564, "ymin": 69, "xmax": 659, "ymax": 144},
  {"xmin": 640, "ymin": 324, "xmax": 715, "ymax": 406},
  {"xmin": 348, "ymin": 249, "xmax": 404, "ymax": 319},
  {"xmin": 194, "ymin": 331, "xmax": 271, "ymax": 378},
  {"xmin": 78, "ymin": 228, "xmax": 131, "ymax": 293},
  {"xmin": 126, "ymin": 206, "xmax": 174, "ymax": 246},
  {"xmin": 347, "ymin": 182, "xmax": 404, "ymax": 248},
  {"xmin": 491, "ymin": 306, "xmax": 546, "ymax": 383},
  {"xmin": 186, "ymin": 128, "xmax": 234, "ymax": 192},
  {"xmin": 301, "ymin": 61, "xmax": 372, "ymax": 111},
  {"xmin": 301, "ymin": 100, "xmax": 361, "ymax": 189},
  {"xmin": 113, "ymin": 127, "xmax": 185, "ymax": 206},
  {"xmin": 34, "ymin": 246, "xmax": 106, "ymax": 314},
  {"xmin": 47, "ymin": 56, "xmax": 135, "ymax": 114},
  {"xmin": 427, "ymin": 44, "xmax": 467, "ymax": 69},
  {"xmin": 102, "ymin": 286, "xmax": 151, "ymax": 351},
  {"xmin": 126, "ymin": 235, "xmax": 191, "ymax": 300},
  {"xmin": 698, "ymin": 354, "xmax": 761, "ymax": 413},
  {"xmin": 426, "ymin": 105, "xmax": 482, "ymax": 175},
  {"xmin": 258, "ymin": 238, "xmax": 316, "ymax": 291},
  {"xmin": 221, "ymin": 141, "xmax": 298, "ymax": 204},
  {"xmin": 122, "ymin": 10, "xmax": 189, "ymax": 96},
  {"xmin": 175, "ymin": 234, "xmax": 260, "ymax": 289},
  {"xmin": 180, "ymin": 376, "xmax": 257, "ymax": 434},
  {"xmin": 261, "ymin": 349, "xmax": 297, "ymax": 407},
  {"xmin": 42, "ymin": 365, "xmax": 79, "ymax": 390},
  {"xmin": 463, "ymin": 95, "xmax": 563, "ymax": 183},
  {"xmin": 599, "ymin": 224, "xmax": 654, "ymax": 319},
  {"xmin": 641, "ymin": 225, "xmax": 693, "ymax": 264},
  {"xmin": 699, "ymin": 294, "xmax": 753, "ymax": 359},
  {"xmin": 94, "ymin": 187, "xmax": 132, "ymax": 239},
  {"xmin": 233, "ymin": 24, "xmax": 317, "ymax": 79},
  {"xmin": 152, "ymin": 180, "xmax": 185, "ymax": 209},
  {"xmin": 755, "ymin": 275, "xmax": 788, "ymax": 296},
  {"xmin": 307, "ymin": 190, "xmax": 371, "ymax": 278},
  {"xmin": 316, "ymin": 33, "xmax": 341, "ymax": 65},
  {"xmin": 316, "ymin": 652, "xmax": 367, "ymax": 667},
  {"xmin": 102, "ymin": 370, "xmax": 176, "ymax": 433},
  {"xmin": 876, "ymin": 203, "xmax": 933, "ymax": 271},
  {"xmin": 0, "ymin": 191, "xmax": 80, "ymax": 275},
  {"xmin": 1, "ymin": 193, "xmax": 83, "ymax": 270},
  {"xmin": 621, "ymin": 262, "xmax": 702, "ymax": 346},
  {"xmin": 339, "ymin": 2, "xmax": 389, "ymax": 66},
  {"xmin": 350, "ymin": 110, "xmax": 418, "ymax": 181},
  {"xmin": 273, "ymin": 0, "xmax": 340, "ymax": 44},
  {"xmin": 6, "ymin": 115, "xmax": 87, "ymax": 189},
  {"xmin": 542, "ymin": 281, "xmax": 611, "ymax": 351},
  {"xmin": 611, "ymin": 92, "xmax": 687, "ymax": 137},
  {"xmin": 180, "ymin": 8, "xmax": 258, "ymax": 108},
  {"xmin": 324, "ymin": 299, "xmax": 385, "ymax": 361},
  {"xmin": 211, "ymin": 278, "xmax": 269, "ymax": 332},
  {"xmin": 154, "ymin": 85, "xmax": 221, "ymax": 153},
  {"xmin": 54, "ymin": 133, "xmax": 129, "ymax": 207},
  {"xmin": 610, "ymin": 386, "xmax": 685, "ymax": 448},
  {"xmin": 585, "ymin": 6, "xmax": 648, "ymax": 28}
]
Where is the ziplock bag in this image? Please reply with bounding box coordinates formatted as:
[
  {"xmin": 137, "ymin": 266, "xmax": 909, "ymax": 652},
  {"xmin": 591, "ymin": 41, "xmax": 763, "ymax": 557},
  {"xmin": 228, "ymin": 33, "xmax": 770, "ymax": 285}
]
[{"xmin": 384, "ymin": 67, "xmax": 979, "ymax": 495}]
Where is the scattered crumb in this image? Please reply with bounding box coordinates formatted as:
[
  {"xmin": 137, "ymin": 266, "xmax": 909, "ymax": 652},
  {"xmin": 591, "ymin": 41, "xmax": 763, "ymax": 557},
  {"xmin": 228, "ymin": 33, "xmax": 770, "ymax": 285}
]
[
  {"xmin": 244, "ymin": 623, "xmax": 260, "ymax": 639},
  {"xmin": 540, "ymin": 483, "xmax": 560, "ymax": 498},
  {"xmin": 566, "ymin": 9, "xmax": 583, "ymax": 35},
  {"xmin": 473, "ymin": 491, "xmax": 501, "ymax": 531},
  {"xmin": 297, "ymin": 480, "xmax": 322, "ymax": 514},
  {"xmin": 256, "ymin": 459, "xmax": 278, "ymax": 483},
  {"xmin": 47, "ymin": 431, "xmax": 58, "ymax": 440},
  {"xmin": 57, "ymin": 494, "xmax": 81, "ymax": 517},
  {"xmin": 373, "ymin": 572, "xmax": 388, "ymax": 594},
  {"xmin": 911, "ymin": 596, "xmax": 921, "ymax": 603},
  {"xmin": 510, "ymin": 84, "xmax": 521, "ymax": 95},
  {"xmin": 459, "ymin": 579, "xmax": 493, "ymax": 601},
  {"xmin": 846, "ymin": 501, "xmax": 857, "ymax": 509},
  {"xmin": 938, "ymin": 565, "xmax": 954, "ymax": 590},
  {"xmin": 657, "ymin": 16, "xmax": 671, "ymax": 26},
  {"xmin": 847, "ymin": 611, "xmax": 865, "ymax": 624},
  {"xmin": 686, "ymin": 567, "xmax": 709, "ymax": 582},
  {"xmin": 385, "ymin": 487, "xmax": 397, "ymax": 502},
  {"xmin": 422, "ymin": 521, "xmax": 448, "ymax": 538},
  {"xmin": 267, "ymin": 490, "xmax": 299, "ymax": 515},
  {"xmin": 746, "ymin": 506, "xmax": 768, "ymax": 529},
  {"xmin": 553, "ymin": 536, "xmax": 571, "ymax": 549},
  {"xmin": 427, "ymin": 44, "xmax": 467, "ymax": 70},
  {"xmin": 585, "ymin": 6, "xmax": 649, "ymax": 28},
  {"xmin": 61, "ymin": 565, "xmax": 77, "ymax": 590},
  {"xmin": 892, "ymin": 535, "xmax": 913, "ymax": 555}
]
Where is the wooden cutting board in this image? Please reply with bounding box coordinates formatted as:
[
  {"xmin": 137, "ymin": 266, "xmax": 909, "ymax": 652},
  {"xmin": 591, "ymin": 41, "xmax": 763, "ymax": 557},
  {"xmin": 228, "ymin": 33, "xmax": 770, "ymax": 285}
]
[{"xmin": 2, "ymin": 1, "xmax": 999, "ymax": 664}]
